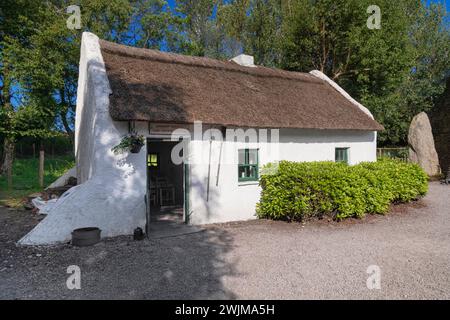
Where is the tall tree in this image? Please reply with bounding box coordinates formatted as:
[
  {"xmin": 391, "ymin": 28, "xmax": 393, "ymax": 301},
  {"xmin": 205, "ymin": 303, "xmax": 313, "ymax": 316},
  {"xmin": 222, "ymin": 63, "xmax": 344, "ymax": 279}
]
[
  {"xmin": 219, "ymin": 0, "xmax": 449, "ymax": 145},
  {"xmin": 129, "ymin": 0, "xmax": 186, "ymax": 51},
  {"xmin": 0, "ymin": 0, "xmax": 134, "ymax": 174},
  {"xmin": 175, "ymin": 0, "xmax": 231, "ymax": 58},
  {"xmin": 403, "ymin": 3, "xmax": 450, "ymax": 117},
  {"xmin": 270, "ymin": 0, "xmax": 448, "ymax": 145},
  {"xmin": 219, "ymin": 0, "xmax": 283, "ymax": 66},
  {"xmin": 0, "ymin": 0, "xmax": 47, "ymax": 175},
  {"xmin": 243, "ymin": 0, "xmax": 283, "ymax": 66}
]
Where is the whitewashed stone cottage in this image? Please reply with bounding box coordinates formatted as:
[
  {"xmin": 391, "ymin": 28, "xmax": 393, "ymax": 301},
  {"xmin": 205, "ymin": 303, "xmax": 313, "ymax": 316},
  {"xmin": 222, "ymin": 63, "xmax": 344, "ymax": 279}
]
[{"xmin": 19, "ymin": 32, "xmax": 383, "ymax": 245}]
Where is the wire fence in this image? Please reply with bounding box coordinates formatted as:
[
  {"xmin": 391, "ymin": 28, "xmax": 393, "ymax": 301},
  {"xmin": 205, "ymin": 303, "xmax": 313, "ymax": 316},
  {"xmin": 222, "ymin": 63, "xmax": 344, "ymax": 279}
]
[
  {"xmin": 3, "ymin": 136, "xmax": 74, "ymax": 159},
  {"xmin": 377, "ymin": 147, "xmax": 409, "ymax": 162}
]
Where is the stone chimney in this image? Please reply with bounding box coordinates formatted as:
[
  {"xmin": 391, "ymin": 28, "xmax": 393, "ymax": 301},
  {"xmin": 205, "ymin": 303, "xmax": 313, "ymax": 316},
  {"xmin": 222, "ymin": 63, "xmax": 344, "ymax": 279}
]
[{"xmin": 230, "ymin": 54, "xmax": 256, "ymax": 67}]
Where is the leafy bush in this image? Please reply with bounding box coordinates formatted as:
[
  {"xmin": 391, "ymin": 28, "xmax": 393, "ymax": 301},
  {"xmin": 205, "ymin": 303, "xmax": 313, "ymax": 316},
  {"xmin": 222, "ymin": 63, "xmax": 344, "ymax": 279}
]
[
  {"xmin": 256, "ymin": 159, "xmax": 428, "ymax": 221},
  {"xmin": 111, "ymin": 132, "xmax": 145, "ymax": 154}
]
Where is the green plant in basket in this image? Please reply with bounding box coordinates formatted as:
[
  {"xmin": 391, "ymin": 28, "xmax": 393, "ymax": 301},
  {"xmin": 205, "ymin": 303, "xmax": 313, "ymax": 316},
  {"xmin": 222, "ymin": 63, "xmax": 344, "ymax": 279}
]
[{"xmin": 111, "ymin": 131, "xmax": 145, "ymax": 154}]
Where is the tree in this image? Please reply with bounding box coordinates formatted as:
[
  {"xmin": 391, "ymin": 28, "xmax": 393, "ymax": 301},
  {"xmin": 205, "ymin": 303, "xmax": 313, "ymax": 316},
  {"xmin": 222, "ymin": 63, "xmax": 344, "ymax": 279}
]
[
  {"xmin": 128, "ymin": 0, "xmax": 185, "ymax": 52},
  {"xmin": 252, "ymin": 0, "xmax": 449, "ymax": 145},
  {"xmin": 403, "ymin": 3, "xmax": 450, "ymax": 117},
  {"xmin": 218, "ymin": 0, "xmax": 284, "ymax": 66},
  {"xmin": 174, "ymin": 0, "xmax": 233, "ymax": 58},
  {"xmin": 0, "ymin": 0, "xmax": 134, "ymax": 175},
  {"xmin": 0, "ymin": 0, "xmax": 47, "ymax": 176}
]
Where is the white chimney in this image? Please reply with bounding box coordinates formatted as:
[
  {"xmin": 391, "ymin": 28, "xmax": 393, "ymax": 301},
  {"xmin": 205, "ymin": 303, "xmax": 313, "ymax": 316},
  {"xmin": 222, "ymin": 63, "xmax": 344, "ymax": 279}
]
[{"xmin": 230, "ymin": 54, "xmax": 256, "ymax": 67}]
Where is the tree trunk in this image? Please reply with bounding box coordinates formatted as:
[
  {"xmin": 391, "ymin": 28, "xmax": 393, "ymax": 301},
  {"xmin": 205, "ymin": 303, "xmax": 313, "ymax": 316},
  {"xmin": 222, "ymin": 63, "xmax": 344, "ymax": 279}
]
[
  {"xmin": 1, "ymin": 63, "xmax": 14, "ymax": 180},
  {"xmin": 60, "ymin": 111, "xmax": 74, "ymax": 144},
  {"xmin": 59, "ymin": 89, "xmax": 75, "ymax": 145},
  {"xmin": 1, "ymin": 137, "xmax": 15, "ymax": 189}
]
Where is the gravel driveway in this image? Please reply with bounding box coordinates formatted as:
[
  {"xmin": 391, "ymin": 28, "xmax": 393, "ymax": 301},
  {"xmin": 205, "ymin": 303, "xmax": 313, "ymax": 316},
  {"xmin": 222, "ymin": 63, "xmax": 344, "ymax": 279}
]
[{"xmin": 0, "ymin": 182, "xmax": 449, "ymax": 299}]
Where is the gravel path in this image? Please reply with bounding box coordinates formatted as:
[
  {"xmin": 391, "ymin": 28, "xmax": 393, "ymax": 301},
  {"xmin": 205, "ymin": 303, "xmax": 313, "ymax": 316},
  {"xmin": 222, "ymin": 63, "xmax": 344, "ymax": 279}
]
[{"xmin": 0, "ymin": 182, "xmax": 449, "ymax": 299}]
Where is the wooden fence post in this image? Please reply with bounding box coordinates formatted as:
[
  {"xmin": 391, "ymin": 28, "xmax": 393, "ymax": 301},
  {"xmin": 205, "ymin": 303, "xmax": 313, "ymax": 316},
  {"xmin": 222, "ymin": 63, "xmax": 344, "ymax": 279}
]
[{"xmin": 39, "ymin": 144, "xmax": 44, "ymax": 188}]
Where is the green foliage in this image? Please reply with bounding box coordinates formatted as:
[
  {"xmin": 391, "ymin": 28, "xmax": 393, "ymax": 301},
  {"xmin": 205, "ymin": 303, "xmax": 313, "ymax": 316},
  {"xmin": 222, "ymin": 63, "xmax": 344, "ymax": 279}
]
[
  {"xmin": 220, "ymin": 0, "xmax": 450, "ymax": 146},
  {"xmin": 218, "ymin": 0, "xmax": 283, "ymax": 66},
  {"xmin": 132, "ymin": 0, "xmax": 184, "ymax": 50},
  {"xmin": 0, "ymin": 0, "xmax": 134, "ymax": 143},
  {"xmin": 1, "ymin": 0, "xmax": 449, "ymax": 152},
  {"xmin": 257, "ymin": 159, "xmax": 428, "ymax": 221},
  {"xmin": 111, "ymin": 132, "xmax": 145, "ymax": 154},
  {"xmin": 0, "ymin": 155, "xmax": 75, "ymax": 206}
]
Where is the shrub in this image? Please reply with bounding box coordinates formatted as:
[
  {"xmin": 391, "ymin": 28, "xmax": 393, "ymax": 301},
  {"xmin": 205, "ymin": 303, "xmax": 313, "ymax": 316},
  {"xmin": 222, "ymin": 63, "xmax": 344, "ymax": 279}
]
[{"xmin": 256, "ymin": 159, "xmax": 428, "ymax": 221}]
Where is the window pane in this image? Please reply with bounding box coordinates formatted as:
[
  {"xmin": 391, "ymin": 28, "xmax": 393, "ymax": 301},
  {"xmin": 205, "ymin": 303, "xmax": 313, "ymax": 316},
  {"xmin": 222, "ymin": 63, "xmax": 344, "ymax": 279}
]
[
  {"xmin": 238, "ymin": 149, "xmax": 246, "ymax": 165},
  {"xmin": 238, "ymin": 165, "xmax": 248, "ymax": 178},
  {"xmin": 249, "ymin": 165, "xmax": 257, "ymax": 178},
  {"xmin": 238, "ymin": 165, "xmax": 259, "ymax": 180},
  {"xmin": 248, "ymin": 149, "xmax": 258, "ymax": 165},
  {"xmin": 238, "ymin": 149, "xmax": 259, "ymax": 181},
  {"xmin": 148, "ymin": 154, "xmax": 158, "ymax": 167},
  {"xmin": 335, "ymin": 148, "xmax": 348, "ymax": 164},
  {"xmin": 335, "ymin": 149, "xmax": 341, "ymax": 161}
]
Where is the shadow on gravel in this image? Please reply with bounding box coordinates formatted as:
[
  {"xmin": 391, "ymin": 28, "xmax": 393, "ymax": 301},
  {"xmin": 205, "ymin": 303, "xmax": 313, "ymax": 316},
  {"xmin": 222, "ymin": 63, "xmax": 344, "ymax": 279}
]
[{"xmin": 0, "ymin": 207, "xmax": 237, "ymax": 299}]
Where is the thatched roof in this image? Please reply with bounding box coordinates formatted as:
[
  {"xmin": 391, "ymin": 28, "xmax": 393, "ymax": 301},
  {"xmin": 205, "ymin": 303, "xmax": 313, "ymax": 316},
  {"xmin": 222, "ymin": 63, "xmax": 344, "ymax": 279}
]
[{"xmin": 99, "ymin": 40, "xmax": 383, "ymax": 131}]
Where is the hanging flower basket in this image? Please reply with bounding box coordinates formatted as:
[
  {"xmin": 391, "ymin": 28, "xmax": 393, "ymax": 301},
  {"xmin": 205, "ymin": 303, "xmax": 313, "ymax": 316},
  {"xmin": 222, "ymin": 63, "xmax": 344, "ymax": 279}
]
[
  {"xmin": 129, "ymin": 143, "xmax": 143, "ymax": 153},
  {"xmin": 112, "ymin": 132, "xmax": 145, "ymax": 155}
]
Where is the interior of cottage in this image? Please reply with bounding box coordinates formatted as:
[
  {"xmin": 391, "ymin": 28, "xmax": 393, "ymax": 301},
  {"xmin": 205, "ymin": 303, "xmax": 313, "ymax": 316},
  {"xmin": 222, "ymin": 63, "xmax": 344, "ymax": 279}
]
[{"xmin": 147, "ymin": 139, "xmax": 184, "ymax": 223}]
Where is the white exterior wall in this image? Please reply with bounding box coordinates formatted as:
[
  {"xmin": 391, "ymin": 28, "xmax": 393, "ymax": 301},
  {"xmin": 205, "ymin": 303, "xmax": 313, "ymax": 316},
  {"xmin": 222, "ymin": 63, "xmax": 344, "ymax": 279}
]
[
  {"xmin": 19, "ymin": 32, "xmax": 378, "ymax": 245},
  {"xmin": 187, "ymin": 128, "xmax": 376, "ymax": 225},
  {"xmin": 19, "ymin": 33, "xmax": 147, "ymax": 245},
  {"xmin": 118, "ymin": 126, "xmax": 376, "ymax": 226}
]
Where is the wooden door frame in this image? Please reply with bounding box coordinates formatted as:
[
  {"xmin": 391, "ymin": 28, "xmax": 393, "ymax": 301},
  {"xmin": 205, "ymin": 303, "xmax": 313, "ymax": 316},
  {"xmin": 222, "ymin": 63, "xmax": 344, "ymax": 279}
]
[{"xmin": 146, "ymin": 136, "xmax": 190, "ymax": 228}]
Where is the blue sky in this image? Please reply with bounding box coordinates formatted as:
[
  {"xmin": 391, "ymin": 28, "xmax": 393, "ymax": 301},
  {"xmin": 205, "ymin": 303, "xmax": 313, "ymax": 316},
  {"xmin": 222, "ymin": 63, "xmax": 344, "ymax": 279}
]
[{"xmin": 429, "ymin": 0, "xmax": 449, "ymax": 11}]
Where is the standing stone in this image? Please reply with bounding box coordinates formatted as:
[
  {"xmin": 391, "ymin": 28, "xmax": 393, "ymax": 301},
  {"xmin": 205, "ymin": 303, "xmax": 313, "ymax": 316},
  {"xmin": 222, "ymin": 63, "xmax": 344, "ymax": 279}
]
[{"xmin": 408, "ymin": 112, "xmax": 440, "ymax": 176}]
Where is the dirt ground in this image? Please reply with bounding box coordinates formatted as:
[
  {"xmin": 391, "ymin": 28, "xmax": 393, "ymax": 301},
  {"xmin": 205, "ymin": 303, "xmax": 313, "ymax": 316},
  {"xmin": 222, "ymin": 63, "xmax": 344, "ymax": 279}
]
[{"xmin": 0, "ymin": 182, "xmax": 449, "ymax": 300}]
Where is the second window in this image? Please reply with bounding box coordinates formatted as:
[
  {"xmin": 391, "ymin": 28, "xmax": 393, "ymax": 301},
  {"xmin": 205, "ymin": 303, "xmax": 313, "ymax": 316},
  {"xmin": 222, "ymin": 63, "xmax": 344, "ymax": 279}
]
[{"xmin": 238, "ymin": 149, "xmax": 259, "ymax": 182}]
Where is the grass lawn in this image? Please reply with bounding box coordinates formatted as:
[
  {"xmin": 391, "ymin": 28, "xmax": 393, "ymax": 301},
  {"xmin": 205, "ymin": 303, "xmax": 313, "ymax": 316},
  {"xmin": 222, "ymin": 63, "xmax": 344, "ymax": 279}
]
[{"xmin": 0, "ymin": 155, "xmax": 75, "ymax": 207}]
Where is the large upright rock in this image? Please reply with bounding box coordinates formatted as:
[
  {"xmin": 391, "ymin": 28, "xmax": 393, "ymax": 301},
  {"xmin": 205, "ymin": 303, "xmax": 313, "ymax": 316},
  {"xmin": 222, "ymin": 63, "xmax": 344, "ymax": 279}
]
[
  {"xmin": 408, "ymin": 112, "xmax": 440, "ymax": 176},
  {"xmin": 430, "ymin": 78, "xmax": 450, "ymax": 179}
]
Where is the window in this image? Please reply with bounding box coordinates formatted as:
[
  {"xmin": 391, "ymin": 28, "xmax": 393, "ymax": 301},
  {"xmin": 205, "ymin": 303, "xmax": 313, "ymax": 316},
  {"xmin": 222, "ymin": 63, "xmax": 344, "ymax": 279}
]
[
  {"xmin": 238, "ymin": 149, "xmax": 259, "ymax": 182},
  {"xmin": 147, "ymin": 153, "xmax": 158, "ymax": 167},
  {"xmin": 335, "ymin": 148, "xmax": 349, "ymax": 164}
]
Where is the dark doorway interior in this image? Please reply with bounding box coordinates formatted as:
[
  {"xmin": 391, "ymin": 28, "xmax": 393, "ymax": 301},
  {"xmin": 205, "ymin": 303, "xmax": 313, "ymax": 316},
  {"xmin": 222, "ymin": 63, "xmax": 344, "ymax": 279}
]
[{"xmin": 147, "ymin": 140, "xmax": 184, "ymax": 223}]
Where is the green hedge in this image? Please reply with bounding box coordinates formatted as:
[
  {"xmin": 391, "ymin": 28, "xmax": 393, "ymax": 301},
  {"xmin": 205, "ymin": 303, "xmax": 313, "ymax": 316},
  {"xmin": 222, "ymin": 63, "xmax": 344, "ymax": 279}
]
[{"xmin": 256, "ymin": 159, "xmax": 428, "ymax": 221}]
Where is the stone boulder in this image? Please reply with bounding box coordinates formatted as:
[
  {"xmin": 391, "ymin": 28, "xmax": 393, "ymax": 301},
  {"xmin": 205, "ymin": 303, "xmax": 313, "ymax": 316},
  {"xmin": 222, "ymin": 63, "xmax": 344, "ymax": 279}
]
[{"xmin": 408, "ymin": 112, "xmax": 440, "ymax": 176}]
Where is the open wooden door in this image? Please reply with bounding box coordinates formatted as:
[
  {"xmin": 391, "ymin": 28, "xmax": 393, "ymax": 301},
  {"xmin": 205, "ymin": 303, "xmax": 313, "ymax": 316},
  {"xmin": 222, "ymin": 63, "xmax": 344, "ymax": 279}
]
[
  {"xmin": 145, "ymin": 139, "xmax": 151, "ymax": 236},
  {"xmin": 145, "ymin": 190, "xmax": 151, "ymax": 236},
  {"xmin": 183, "ymin": 161, "xmax": 190, "ymax": 224}
]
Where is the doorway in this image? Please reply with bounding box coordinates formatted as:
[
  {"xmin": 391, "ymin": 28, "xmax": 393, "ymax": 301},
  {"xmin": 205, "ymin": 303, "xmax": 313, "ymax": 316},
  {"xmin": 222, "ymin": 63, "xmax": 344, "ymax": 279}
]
[{"xmin": 146, "ymin": 139, "xmax": 186, "ymax": 224}]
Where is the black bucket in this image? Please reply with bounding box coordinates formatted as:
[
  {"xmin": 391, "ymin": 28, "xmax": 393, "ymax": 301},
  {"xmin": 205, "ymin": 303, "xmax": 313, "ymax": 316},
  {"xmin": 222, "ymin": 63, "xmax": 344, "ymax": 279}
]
[
  {"xmin": 133, "ymin": 227, "xmax": 145, "ymax": 240},
  {"xmin": 71, "ymin": 227, "xmax": 101, "ymax": 247}
]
